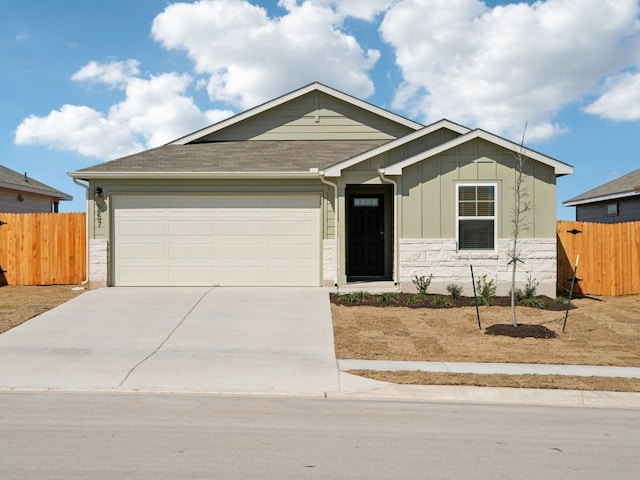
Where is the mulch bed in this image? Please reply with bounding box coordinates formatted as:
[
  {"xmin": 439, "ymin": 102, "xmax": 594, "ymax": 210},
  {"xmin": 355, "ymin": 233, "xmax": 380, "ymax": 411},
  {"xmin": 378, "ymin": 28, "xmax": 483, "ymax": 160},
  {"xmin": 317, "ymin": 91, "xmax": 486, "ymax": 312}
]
[
  {"xmin": 485, "ymin": 323, "xmax": 558, "ymax": 339},
  {"xmin": 330, "ymin": 293, "xmax": 570, "ymax": 311}
]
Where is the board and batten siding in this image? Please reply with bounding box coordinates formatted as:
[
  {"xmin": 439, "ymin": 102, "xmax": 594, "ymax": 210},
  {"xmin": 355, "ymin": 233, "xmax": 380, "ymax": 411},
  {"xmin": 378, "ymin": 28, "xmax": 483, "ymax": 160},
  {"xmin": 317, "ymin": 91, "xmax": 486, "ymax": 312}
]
[
  {"xmin": 400, "ymin": 138, "xmax": 557, "ymax": 240},
  {"xmin": 196, "ymin": 92, "xmax": 414, "ymax": 142}
]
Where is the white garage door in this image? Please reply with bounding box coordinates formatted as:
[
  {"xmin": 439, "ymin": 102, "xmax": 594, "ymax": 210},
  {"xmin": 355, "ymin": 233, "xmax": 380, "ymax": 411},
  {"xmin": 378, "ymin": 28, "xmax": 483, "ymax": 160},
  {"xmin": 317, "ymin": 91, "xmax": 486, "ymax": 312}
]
[{"xmin": 113, "ymin": 195, "xmax": 320, "ymax": 286}]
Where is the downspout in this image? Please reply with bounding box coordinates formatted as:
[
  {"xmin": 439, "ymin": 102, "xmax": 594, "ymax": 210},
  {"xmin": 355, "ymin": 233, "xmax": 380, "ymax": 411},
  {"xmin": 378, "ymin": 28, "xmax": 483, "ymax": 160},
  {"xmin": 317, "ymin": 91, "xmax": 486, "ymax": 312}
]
[
  {"xmin": 72, "ymin": 178, "xmax": 90, "ymax": 285},
  {"xmin": 377, "ymin": 169, "xmax": 399, "ymax": 286},
  {"xmin": 319, "ymin": 172, "xmax": 339, "ymax": 287}
]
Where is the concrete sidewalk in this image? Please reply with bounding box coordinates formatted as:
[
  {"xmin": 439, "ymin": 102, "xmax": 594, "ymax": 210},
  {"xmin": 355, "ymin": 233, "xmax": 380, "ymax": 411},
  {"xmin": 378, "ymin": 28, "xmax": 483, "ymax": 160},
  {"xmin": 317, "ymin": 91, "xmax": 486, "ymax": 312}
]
[{"xmin": 339, "ymin": 360, "xmax": 640, "ymax": 378}]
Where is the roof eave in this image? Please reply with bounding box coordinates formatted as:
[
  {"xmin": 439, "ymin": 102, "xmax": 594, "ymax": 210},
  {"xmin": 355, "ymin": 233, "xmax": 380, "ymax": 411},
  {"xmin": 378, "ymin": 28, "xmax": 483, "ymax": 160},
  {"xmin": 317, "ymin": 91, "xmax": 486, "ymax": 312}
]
[
  {"xmin": 563, "ymin": 190, "xmax": 640, "ymax": 207},
  {"xmin": 0, "ymin": 181, "xmax": 72, "ymax": 201},
  {"xmin": 67, "ymin": 170, "xmax": 321, "ymax": 180}
]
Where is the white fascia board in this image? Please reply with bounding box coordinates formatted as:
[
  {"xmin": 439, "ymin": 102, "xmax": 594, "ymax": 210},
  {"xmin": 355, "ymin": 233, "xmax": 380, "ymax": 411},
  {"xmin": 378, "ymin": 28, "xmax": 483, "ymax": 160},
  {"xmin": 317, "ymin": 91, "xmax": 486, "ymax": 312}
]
[
  {"xmin": 67, "ymin": 171, "xmax": 320, "ymax": 180},
  {"xmin": 385, "ymin": 129, "xmax": 574, "ymax": 176},
  {"xmin": 323, "ymin": 119, "xmax": 470, "ymax": 177},
  {"xmin": 563, "ymin": 190, "xmax": 640, "ymax": 207},
  {"xmin": 0, "ymin": 181, "xmax": 72, "ymax": 200},
  {"xmin": 169, "ymin": 82, "xmax": 423, "ymax": 145}
]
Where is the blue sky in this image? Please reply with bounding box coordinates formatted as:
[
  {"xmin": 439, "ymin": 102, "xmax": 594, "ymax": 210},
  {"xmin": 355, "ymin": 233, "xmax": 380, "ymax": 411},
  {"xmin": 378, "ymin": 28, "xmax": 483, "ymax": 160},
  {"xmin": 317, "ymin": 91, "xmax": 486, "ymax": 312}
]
[{"xmin": 2, "ymin": 0, "xmax": 640, "ymax": 219}]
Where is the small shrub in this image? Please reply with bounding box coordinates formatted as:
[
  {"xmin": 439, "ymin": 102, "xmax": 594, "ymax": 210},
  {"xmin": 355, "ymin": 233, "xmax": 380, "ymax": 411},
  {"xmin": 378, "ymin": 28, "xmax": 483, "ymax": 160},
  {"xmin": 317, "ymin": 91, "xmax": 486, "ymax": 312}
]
[
  {"xmin": 446, "ymin": 283, "xmax": 463, "ymax": 299},
  {"xmin": 431, "ymin": 296, "xmax": 453, "ymax": 307},
  {"xmin": 520, "ymin": 296, "xmax": 546, "ymax": 308},
  {"xmin": 476, "ymin": 275, "xmax": 497, "ymax": 306},
  {"xmin": 338, "ymin": 291, "xmax": 370, "ymax": 304},
  {"xmin": 523, "ymin": 275, "xmax": 539, "ymax": 299},
  {"xmin": 406, "ymin": 294, "xmax": 426, "ymax": 305},
  {"xmin": 555, "ymin": 295, "xmax": 570, "ymax": 305},
  {"xmin": 412, "ymin": 274, "xmax": 433, "ymax": 295},
  {"xmin": 377, "ymin": 292, "xmax": 400, "ymax": 304}
]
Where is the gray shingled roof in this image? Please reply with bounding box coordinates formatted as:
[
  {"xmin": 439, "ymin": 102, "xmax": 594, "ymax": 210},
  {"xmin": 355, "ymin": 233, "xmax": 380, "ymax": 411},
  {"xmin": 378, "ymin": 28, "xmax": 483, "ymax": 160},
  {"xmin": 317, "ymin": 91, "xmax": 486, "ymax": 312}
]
[
  {"xmin": 0, "ymin": 164, "xmax": 72, "ymax": 200},
  {"xmin": 564, "ymin": 167, "xmax": 640, "ymax": 205},
  {"xmin": 71, "ymin": 140, "xmax": 388, "ymax": 177}
]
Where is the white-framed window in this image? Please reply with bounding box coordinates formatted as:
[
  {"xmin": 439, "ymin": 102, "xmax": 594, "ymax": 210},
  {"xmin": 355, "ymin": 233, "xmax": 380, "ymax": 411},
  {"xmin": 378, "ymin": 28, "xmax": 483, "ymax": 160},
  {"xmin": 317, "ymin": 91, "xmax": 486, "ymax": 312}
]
[
  {"xmin": 456, "ymin": 183, "xmax": 497, "ymax": 251},
  {"xmin": 606, "ymin": 202, "xmax": 618, "ymax": 216}
]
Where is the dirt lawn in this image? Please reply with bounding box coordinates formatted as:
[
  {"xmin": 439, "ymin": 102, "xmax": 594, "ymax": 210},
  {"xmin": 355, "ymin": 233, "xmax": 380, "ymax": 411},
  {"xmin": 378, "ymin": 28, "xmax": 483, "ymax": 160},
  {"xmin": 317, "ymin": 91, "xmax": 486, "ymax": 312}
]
[
  {"xmin": 332, "ymin": 295, "xmax": 640, "ymax": 392},
  {"xmin": 0, "ymin": 285, "xmax": 85, "ymax": 334},
  {"xmin": 1, "ymin": 286, "xmax": 639, "ymax": 392}
]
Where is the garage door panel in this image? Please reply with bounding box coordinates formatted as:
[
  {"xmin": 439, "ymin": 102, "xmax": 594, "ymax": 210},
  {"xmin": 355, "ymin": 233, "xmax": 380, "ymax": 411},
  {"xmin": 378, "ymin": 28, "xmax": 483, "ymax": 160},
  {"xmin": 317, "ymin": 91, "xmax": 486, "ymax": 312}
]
[
  {"xmin": 218, "ymin": 266, "xmax": 264, "ymax": 284},
  {"xmin": 168, "ymin": 244, "xmax": 215, "ymax": 260},
  {"xmin": 218, "ymin": 221, "xmax": 264, "ymax": 236},
  {"xmin": 119, "ymin": 243, "xmax": 165, "ymax": 260},
  {"xmin": 267, "ymin": 267, "xmax": 314, "ymax": 284},
  {"xmin": 168, "ymin": 221, "xmax": 214, "ymax": 236},
  {"xmin": 114, "ymin": 195, "xmax": 319, "ymax": 286},
  {"xmin": 119, "ymin": 220, "xmax": 165, "ymax": 236},
  {"xmin": 219, "ymin": 244, "xmax": 263, "ymax": 260},
  {"xmin": 267, "ymin": 221, "xmax": 314, "ymax": 237},
  {"xmin": 168, "ymin": 267, "xmax": 215, "ymax": 284},
  {"xmin": 118, "ymin": 266, "xmax": 165, "ymax": 284},
  {"xmin": 267, "ymin": 244, "xmax": 312, "ymax": 259}
]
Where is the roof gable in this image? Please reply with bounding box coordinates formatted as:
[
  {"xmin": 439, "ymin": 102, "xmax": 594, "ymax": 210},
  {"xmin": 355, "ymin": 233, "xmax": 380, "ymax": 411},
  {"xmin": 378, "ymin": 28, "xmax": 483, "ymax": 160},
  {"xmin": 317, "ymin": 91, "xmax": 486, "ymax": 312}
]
[
  {"xmin": 0, "ymin": 165, "xmax": 72, "ymax": 200},
  {"xmin": 382, "ymin": 129, "xmax": 573, "ymax": 177},
  {"xmin": 170, "ymin": 82, "xmax": 423, "ymax": 145},
  {"xmin": 322, "ymin": 119, "xmax": 470, "ymax": 177},
  {"xmin": 564, "ymin": 167, "xmax": 640, "ymax": 206}
]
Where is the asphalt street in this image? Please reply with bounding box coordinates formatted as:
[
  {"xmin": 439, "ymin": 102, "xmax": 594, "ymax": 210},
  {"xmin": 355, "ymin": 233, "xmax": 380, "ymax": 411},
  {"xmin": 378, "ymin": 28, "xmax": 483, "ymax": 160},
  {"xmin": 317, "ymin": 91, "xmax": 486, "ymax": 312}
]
[{"xmin": 1, "ymin": 391, "xmax": 639, "ymax": 479}]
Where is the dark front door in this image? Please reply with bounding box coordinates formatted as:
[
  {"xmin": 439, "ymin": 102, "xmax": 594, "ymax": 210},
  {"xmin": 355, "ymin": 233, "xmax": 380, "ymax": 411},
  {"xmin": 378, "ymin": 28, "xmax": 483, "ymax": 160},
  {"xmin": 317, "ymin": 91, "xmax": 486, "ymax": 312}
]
[{"xmin": 347, "ymin": 194, "xmax": 385, "ymax": 279}]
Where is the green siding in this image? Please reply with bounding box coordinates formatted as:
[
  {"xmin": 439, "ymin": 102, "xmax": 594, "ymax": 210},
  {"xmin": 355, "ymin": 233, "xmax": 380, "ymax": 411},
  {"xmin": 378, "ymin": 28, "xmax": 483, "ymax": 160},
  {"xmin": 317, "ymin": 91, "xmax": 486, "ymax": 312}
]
[
  {"xmin": 398, "ymin": 138, "xmax": 557, "ymax": 239},
  {"xmin": 197, "ymin": 92, "xmax": 414, "ymax": 141}
]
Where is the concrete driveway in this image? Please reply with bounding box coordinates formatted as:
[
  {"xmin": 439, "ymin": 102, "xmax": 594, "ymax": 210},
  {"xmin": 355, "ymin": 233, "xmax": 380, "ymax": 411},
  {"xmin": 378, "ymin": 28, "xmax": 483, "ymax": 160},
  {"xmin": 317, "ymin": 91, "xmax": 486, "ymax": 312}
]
[{"xmin": 0, "ymin": 287, "xmax": 365, "ymax": 394}]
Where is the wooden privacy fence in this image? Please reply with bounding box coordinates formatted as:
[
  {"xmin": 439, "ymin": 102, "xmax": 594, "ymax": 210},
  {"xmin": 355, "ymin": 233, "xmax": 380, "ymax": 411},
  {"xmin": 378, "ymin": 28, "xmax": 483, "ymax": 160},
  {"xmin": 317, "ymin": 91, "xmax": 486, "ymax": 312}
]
[
  {"xmin": 557, "ymin": 220, "xmax": 640, "ymax": 296},
  {"xmin": 0, "ymin": 213, "xmax": 86, "ymax": 286}
]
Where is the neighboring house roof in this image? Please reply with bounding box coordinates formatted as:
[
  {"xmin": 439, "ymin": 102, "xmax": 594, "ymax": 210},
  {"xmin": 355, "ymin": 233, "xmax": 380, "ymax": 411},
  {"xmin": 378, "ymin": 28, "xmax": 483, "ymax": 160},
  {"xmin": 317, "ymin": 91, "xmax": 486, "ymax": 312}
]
[
  {"xmin": 170, "ymin": 82, "xmax": 423, "ymax": 145},
  {"xmin": 0, "ymin": 164, "xmax": 72, "ymax": 200},
  {"xmin": 563, "ymin": 168, "xmax": 640, "ymax": 206},
  {"xmin": 382, "ymin": 128, "xmax": 573, "ymax": 177},
  {"xmin": 69, "ymin": 140, "xmax": 388, "ymax": 179}
]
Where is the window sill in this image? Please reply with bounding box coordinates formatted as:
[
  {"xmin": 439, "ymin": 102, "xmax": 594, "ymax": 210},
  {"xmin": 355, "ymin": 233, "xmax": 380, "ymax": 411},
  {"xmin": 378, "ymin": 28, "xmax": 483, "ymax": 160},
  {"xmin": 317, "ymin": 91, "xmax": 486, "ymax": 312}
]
[{"xmin": 456, "ymin": 251, "xmax": 498, "ymax": 260}]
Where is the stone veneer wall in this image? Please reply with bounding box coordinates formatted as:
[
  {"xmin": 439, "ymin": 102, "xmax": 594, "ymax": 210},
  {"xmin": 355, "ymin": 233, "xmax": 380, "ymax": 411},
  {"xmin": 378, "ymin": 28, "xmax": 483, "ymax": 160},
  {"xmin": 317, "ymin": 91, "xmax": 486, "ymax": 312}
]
[
  {"xmin": 323, "ymin": 239, "xmax": 337, "ymax": 286},
  {"xmin": 399, "ymin": 238, "xmax": 557, "ymax": 297},
  {"xmin": 89, "ymin": 239, "xmax": 108, "ymax": 288}
]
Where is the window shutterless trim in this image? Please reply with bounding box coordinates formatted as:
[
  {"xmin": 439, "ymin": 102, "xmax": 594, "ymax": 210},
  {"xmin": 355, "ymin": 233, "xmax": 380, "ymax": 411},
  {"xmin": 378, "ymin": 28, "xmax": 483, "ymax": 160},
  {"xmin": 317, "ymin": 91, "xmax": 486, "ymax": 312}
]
[{"xmin": 455, "ymin": 183, "xmax": 498, "ymax": 251}]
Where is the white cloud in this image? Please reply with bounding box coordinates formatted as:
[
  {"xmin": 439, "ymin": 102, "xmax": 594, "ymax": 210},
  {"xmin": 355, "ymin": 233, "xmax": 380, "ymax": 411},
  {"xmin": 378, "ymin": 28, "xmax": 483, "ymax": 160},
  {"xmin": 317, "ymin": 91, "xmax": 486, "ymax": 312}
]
[
  {"xmin": 151, "ymin": 0, "xmax": 379, "ymax": 109},
  {"xmin": 584, "ymin": 71, "xmax": 640, "ymax": 121},
  {"xmin": 305, "ymin": 0, "xmax": 395, "ymax": 21},
  {"xmin": 15, "ymin": 60, "xmax": 233, "ymax": 160},
  {"xmin": 71, "ymin": 59, "xmax": 141, "ymax": 86},
  {"xmin": 15, "ymin": 105, "xmax": 143, "ymax": 159},
  {"xmin": 380, "ymin": 0, "xmax": 640, "ymax": 141}
]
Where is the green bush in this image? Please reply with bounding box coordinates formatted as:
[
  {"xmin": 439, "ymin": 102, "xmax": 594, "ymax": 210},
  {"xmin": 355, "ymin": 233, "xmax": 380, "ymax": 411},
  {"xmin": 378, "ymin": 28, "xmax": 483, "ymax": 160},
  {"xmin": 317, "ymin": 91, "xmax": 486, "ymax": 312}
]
[
  {"xmin": 337, "ymin": 291, "xmax": 371, "ymax": 304},
  {"xmin": 412, "ymin": 274, "xmax": 433, "ymax": 295},
  {"xmin": 446, "ymin": 283, "xmax": 463, "ymax": 299},
  {"xmin": 406, "ymin": 294, "xmax": 426, "ymax": 305},
  {"xmin": 431, "ymin": 296, "xmax": 453, "ymax": 307},
  {"xmin": 476, "ymin": 275, "xmax": 497, "ymax": 306},
  {"xmin": 520, "ymin": 296, "xmax": 545, "ymax": 308},
  {"xmin": 377, "ymin": 292, "xmax": 400, "ymax": 304}
]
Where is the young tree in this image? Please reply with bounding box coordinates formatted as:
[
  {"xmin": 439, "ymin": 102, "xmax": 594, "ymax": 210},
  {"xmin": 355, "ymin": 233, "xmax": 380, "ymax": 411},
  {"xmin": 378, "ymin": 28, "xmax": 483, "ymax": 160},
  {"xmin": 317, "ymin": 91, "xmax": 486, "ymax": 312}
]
[{"xmin": 509, "ymin": 124, "xmax": 533, "ymax": 327}]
